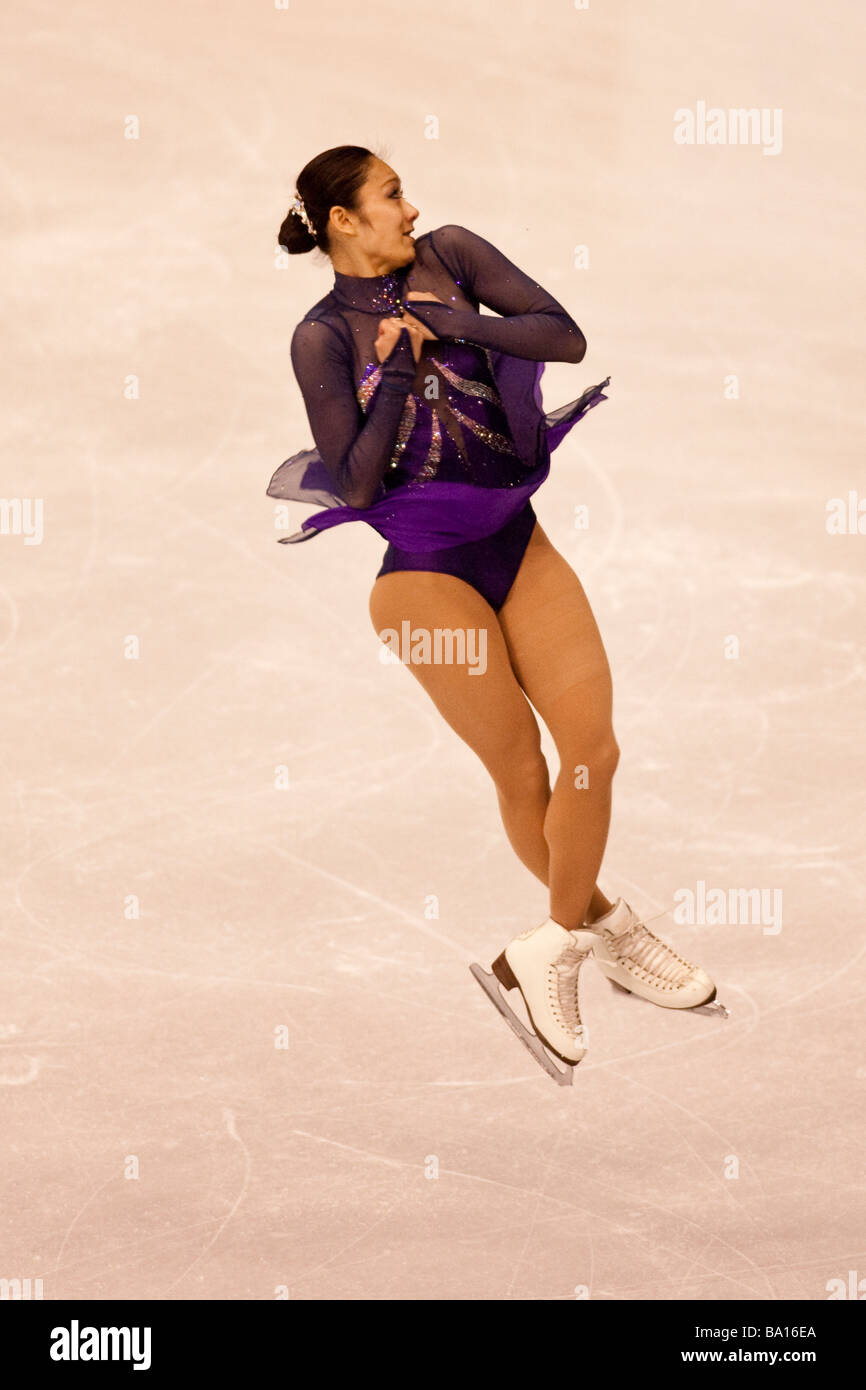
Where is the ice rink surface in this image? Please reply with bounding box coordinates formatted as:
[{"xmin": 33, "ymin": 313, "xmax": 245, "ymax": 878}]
[{"xmin": 2, "ymin": 0, "xmax": 864, "ymax": 1299}]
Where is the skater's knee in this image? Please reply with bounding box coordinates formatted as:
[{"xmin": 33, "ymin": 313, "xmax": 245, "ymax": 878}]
[
  {"xmin": 588, "ymin": 732, "xmax": 620, "ymax": 782},
  {"xmin": 604, "ymin": 736, "xmax": 621, "ymax": 780},
  {"xmin": 492, "ymin": 748, "xmax": 551, "ymax": 802},
  {"xmin": 556, "ymin": 729, "xmax": 620, "ymax": 788}
]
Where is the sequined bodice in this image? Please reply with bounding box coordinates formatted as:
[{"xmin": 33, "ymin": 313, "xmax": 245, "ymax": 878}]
[
  {"xmin": 356, "ymin": 340, "xmax": 529, "ymax": 490},
  {"xmin": 327, "ymin": 252, "xmax": 526, "ymax": 490}
]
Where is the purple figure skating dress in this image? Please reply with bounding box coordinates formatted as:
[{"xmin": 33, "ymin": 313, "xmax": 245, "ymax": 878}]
[{"xmin": 267, "ymin": 223, "xmax": 610, "ymax": 612}]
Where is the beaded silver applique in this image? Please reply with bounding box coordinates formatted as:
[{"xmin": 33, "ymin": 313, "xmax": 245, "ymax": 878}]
[
  {"xmin": 388, "ymin": 392, "xmax": 417, "ymax": 468},
  {"xmin": 416, "ymin": 412, "xmax": 443, "ymax": 480},
  {"xmin": 447, "ymin": 399, "xmax": 517, "ymax": 455},
  {"xmin": 356, "ymin": 362, "xmax": 382, "ymax": 412},
  {"xmin": 429, "ymin": 356, "xmax": 503, "ymax": 407}
]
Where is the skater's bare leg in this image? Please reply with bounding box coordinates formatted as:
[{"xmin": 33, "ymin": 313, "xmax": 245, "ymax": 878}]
[
  {"xmin": 493, "ymin": 754, "xmax": 552, "ymax": 883},
  {"xmin": 369, "ymin": 567, "xmax": 552, "ymax": 883},
  {"xmin": 498, "ymin": 523, "xmax": 619, "ymax": 931},
  {"xmin": 584, "ymin": 884, "xmax": 615, "ymax": 923},
  {"xmin": 369, "ymin": 567, "xmax": 609, "ymax": 913}
]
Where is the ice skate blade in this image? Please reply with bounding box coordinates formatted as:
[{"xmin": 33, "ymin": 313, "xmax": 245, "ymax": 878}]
[
  {"xmin": 469, "ymin": 963, "xmax": 575, "ymax": 1086},
  {"xmin": 693, "ymin": 1000, "xmax": 730, "ymax": 1018},
  {"xmin": 608, "ymin": 978, "xmax": 729, "ymax": 1018}
]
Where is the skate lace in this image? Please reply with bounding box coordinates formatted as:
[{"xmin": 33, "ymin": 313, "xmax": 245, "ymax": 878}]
[
  {"xmin": 608, "ymin": 911, "xmax": 696, "ymax": 988},
  {"xmin": 549, "ymin": 940, "xmax": 593, "ymax": 1037}
]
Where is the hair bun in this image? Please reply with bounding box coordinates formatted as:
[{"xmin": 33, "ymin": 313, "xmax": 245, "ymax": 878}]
[{"xmin": 278, "ymin": 208, "xmax": 317, "ymax": 255}]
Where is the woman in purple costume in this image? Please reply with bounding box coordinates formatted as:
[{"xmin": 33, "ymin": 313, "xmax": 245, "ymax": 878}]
[{"xmin": 271, "ymin": 147, "xmax": 724, "ymax": 1081}]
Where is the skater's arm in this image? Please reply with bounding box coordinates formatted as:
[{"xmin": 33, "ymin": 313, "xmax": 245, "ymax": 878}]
[
  {"xmin": 290, "ymin": 318, "xmax": 417, "ymax": 510},
  {"xmin": 407, "ymin": 223, "xmax": 586, "ymax": 364}
]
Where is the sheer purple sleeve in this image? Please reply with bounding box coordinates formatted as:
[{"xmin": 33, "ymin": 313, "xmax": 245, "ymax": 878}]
[
  {"xmin": 289, "ymin": 318, "xmax": 417, "ymax": 509},
  {"xmin": 406, "ymin": 223, "xmax": 586, "ymax": 364}
]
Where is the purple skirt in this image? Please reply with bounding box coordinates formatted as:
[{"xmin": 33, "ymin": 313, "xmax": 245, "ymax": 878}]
[{"xmin": 267, "ymin": 366, "xmax": 610, "ymax": 553}]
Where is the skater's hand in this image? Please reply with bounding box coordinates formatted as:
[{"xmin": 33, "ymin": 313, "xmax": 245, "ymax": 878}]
[{"xmin": 375, "ymin": 311, "xmax": 436, "ymax": 366}]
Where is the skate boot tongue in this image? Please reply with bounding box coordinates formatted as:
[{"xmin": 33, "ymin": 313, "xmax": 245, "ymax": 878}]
[
  {"xmin": 553, "ymin": 933, "xmax": 595, "ymax": 1036},
  {"xmin": 623, "ymin": 926, "xmax": 694, "ymax": 986},
  {"xmin": 591, "ymin": 897, "xmax": 633, "ymax": 935}
]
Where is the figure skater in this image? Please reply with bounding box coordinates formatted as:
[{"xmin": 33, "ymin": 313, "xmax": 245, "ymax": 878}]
[{"xmin": 271, "ymin": 145, "xmax": 726, "ymax": 1084}]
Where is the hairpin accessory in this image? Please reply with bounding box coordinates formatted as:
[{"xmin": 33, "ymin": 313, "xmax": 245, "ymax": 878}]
[{"xmin": 291, "ymin": 193, "xmax": 316, "ymax": 238}]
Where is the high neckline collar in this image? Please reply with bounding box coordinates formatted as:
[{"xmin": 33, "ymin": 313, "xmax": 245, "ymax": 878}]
[{"xmin": 331, "ymin": 261, "xmax": 410, "ymax": 315}]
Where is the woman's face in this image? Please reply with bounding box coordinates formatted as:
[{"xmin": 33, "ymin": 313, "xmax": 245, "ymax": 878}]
[{"xmin": 342, "ymin": 157, "xmax": 419, "ymax": 270}]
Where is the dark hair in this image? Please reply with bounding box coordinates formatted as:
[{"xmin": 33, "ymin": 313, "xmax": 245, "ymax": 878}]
[{"xmin": 277, "ymin": 145, "xmax": 377, "ymax": 257}]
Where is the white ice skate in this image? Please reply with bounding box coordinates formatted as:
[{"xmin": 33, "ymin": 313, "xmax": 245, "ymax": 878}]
[
  {"xmin": 587, "ymin": 898, "xmax": 728, "ymax": 1016},
  {"xmin": 470, "ymin": 920, "xmax": 597, "ymax": 1085}
]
